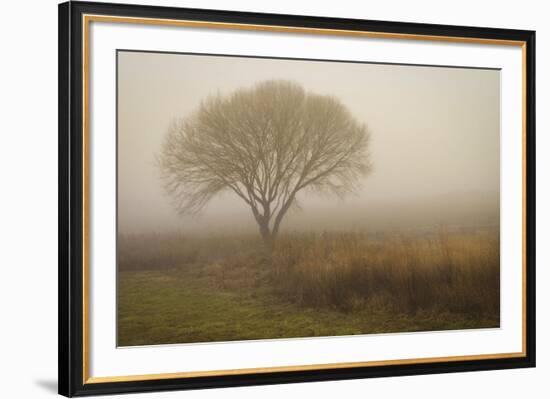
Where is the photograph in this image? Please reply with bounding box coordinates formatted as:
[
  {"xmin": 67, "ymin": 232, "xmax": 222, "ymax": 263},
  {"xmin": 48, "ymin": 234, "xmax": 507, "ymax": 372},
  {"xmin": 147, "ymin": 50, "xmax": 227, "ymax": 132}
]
[{"xmin": 116, "ymin": 50, "xmax": 501, "ymax": 347}]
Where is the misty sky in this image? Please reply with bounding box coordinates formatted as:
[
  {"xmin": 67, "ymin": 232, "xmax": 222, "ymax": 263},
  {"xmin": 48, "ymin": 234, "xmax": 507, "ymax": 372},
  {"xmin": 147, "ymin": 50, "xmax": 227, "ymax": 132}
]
[{"xmin": 117, "ymin": 51, "xmax": 500, "ymax": 235}]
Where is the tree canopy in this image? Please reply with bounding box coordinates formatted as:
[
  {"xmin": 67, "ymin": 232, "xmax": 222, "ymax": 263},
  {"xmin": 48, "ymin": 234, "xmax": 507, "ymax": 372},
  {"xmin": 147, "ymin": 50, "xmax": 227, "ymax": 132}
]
[{"xmin": 159, "ymin": 80, "xmax": 371, "ymax": 247}]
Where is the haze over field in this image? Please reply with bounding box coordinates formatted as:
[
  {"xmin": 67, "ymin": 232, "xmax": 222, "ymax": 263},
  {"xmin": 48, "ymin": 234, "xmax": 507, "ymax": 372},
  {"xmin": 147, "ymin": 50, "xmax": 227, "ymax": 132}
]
[{"xmin": 117, "ymin": 51, "xmax": 500, "ymax": 235}]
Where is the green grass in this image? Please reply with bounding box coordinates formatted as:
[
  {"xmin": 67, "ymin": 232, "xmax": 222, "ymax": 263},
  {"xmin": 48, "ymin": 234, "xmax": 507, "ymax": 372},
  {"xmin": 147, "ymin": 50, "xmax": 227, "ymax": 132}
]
[{"xmin": 118, "ymin": 267, "xmax": 499, "ymax": 346}]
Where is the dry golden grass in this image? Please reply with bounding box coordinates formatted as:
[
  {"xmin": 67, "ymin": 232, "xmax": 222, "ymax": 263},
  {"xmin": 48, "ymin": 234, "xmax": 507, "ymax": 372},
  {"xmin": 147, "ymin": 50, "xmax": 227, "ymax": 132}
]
[
  {"xmin": 119, "ymin": 228, "xmax": 499, "ymax": 317},
  {"xmin": 271, "ymin": 229, "xmax": 499, "ymax": 314}
]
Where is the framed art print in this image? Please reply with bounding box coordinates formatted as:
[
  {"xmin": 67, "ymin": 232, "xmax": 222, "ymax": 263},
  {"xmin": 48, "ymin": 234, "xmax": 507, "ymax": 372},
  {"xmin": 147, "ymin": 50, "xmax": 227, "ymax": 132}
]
[{"xmin": 59, "ymin": 1, "xmax": 536, "ymax": 396}]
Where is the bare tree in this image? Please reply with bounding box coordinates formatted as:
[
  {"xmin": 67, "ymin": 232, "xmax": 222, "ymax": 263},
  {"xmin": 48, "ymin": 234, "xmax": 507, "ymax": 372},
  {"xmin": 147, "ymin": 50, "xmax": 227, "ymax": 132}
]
[{"xmin": 159, "ymin": 80, "xmax": 371, "ymax": 249}]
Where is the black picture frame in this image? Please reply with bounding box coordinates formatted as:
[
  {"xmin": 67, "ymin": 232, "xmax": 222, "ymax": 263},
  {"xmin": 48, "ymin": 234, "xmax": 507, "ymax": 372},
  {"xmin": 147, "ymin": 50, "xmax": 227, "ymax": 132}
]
[{"xmin": 59, "ymin": 1, "xmax": 536, "ymax": 397}]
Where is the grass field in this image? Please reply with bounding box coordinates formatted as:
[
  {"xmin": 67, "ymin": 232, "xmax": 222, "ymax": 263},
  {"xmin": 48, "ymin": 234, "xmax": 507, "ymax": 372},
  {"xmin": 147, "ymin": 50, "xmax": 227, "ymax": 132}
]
[{"xmin": 117, "ymin": 229, "xmax": 500, "ymax": 346}]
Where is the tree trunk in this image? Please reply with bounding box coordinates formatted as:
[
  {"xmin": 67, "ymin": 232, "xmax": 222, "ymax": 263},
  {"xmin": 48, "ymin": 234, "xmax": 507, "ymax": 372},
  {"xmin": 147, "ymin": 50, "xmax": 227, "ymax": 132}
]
[{"xmin": 258, "ymin": 220, "xmax": 274, "ymax": 254}]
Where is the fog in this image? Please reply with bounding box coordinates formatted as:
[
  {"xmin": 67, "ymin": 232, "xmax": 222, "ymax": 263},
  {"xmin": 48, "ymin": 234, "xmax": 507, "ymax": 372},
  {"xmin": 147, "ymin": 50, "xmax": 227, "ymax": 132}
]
[{"xmin": 117, "ymin": 51, "xmax": 500, "ymax": 235}]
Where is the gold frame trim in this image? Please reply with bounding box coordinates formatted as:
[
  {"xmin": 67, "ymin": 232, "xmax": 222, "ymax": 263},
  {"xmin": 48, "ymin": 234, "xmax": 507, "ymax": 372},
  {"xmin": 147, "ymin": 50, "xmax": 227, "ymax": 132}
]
[{"xmin": 81, "ymin": 13, "xmax": 528, "ymax": 384}]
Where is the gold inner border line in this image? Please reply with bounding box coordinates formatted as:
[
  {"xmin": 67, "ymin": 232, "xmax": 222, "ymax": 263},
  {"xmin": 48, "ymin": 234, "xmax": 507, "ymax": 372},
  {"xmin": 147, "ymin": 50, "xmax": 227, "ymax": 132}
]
[
  {"xmin": 87, "ymin": 352, "xmax": 526, "ymax": 384},
  {"xmin": 81, "ymin": 13, "xmax": 528, "ymax": 385},
  {"xmin": 85, "ymin": 14, "xmax": 526, "ymax": 46},
  {"xmin": 82, "ymin": 14, "xmax": 90, "ymax": 384}
]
